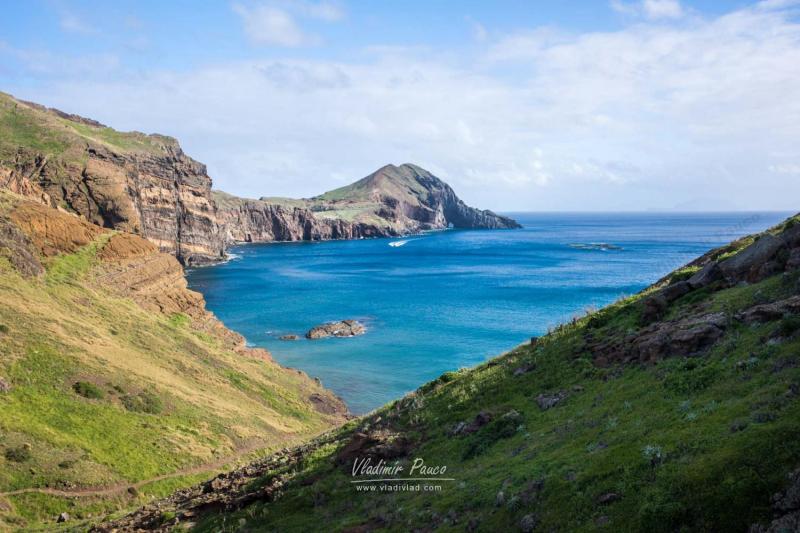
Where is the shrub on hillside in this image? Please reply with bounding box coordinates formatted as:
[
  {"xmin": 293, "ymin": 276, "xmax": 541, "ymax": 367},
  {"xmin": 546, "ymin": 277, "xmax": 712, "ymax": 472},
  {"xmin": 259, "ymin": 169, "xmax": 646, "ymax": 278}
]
[
  {"xmin": 462, "ymin": 409, "xmax": 523, "ymax": 459},
  {"xmin": 5, "ymin": 444, "xmax": 31, "ymax": 462},
  {"xmin": 73, "ymin": 381, "xmax": 104, "ymax": 399},
  {"xmin": 778, "ymin": 316, "xmax": 800, "ymax": 338},
  {"xmin": 122, "ymin": 391, "xmax": 163, "ymax": 414}
]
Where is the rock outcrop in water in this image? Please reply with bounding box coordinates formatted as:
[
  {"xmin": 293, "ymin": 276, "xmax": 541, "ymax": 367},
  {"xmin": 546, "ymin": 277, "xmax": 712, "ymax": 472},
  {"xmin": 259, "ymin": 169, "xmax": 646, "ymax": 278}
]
[{"xmin": 306, "ymin": 320, "xmax": 366, "ymax": 339}]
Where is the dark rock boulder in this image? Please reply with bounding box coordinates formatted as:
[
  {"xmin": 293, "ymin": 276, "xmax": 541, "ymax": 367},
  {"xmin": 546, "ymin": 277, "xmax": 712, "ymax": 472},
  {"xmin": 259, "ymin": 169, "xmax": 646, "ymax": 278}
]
[
  {"xmin": 335, "ymin": 430, "xmax": 411, "ymax": 465},
  {"xmin": 750, "ymin": 468, "xmax": 800, "ymax": 532},
  {"xmin": 662, "ymin": 280, "xmax": 693, "ymax": 302},
  {"xmin": 536, "ymin": 391, "xmax": 567, "ymax": 410},
  {"xmin": 455, "ymin": 410, "xmax": 493, "ymax": 435},
  {"xmin": 306, "ymin": 320, "xmax": 366, "ymax": 339},
  {"xmin": 688, "ymin": 262, "xmax": 722, "ymax": 289},
  {"xmin": 719, "ymin": 234, "xmax": 785, "ymax": 283},
  {"xmin": 634, "ymin": 313, "xmax": 726, "ymax": 362},
  {"xmin": 737, "ymin": 296, "xmax": 800, "ymax": 324}
]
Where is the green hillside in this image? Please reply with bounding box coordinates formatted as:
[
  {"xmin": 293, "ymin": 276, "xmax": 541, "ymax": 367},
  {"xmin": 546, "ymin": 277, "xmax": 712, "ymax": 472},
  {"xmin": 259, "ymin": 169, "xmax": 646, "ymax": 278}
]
[
  {"xmin": 106, "ymin": 213, "xmax": 800, "ymax": 532},
  {"xmin": 0, "ymin": 92, "xmax": 173, "ymax": 163},
  {"xmin": 0, "ymin": 192, "xmax": 346, "ymax": 531}
]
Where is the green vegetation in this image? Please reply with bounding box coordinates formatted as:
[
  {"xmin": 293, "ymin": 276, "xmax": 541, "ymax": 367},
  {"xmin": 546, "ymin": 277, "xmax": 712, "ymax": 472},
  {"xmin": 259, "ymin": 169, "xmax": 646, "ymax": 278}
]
[
  {"xmin": 4, "ymin": 444, "xmax": 32, "ymax": 463},
  {"xmin": 121, "ymin": 390, "xmax": 163, "ymax": 414},
  {"xmin": 0, "ymin": 95, "xmax": 69, "ymax": 159},
  {"xmin": 72, "ymin": 381, "xmax": 104, "ymax": 399},
  {"xmin": 0, "ymin": 91, "xmax": 170, "ymax": 171}
]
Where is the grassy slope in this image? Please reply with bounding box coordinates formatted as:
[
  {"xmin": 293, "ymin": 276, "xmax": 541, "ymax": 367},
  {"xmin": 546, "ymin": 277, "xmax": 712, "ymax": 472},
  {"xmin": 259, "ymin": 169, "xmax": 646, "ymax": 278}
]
[
  {"xmin": 0, "ymin": 199, "xmax": 342, "ymax": 530},
  {"xmin": 0, "ymin": 92, "xmax": 171, "ymax": 163},
  {"xmin": 191, "ymin": 222, "xmax": 800, "ymax": 532}
]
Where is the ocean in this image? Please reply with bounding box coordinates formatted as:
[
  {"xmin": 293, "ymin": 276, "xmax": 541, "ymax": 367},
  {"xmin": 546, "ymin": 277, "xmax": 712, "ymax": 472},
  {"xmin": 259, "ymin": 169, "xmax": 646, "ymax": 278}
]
[{"xmin": 186, "ymin": 212, "xmax": 790, "ymax": 413}]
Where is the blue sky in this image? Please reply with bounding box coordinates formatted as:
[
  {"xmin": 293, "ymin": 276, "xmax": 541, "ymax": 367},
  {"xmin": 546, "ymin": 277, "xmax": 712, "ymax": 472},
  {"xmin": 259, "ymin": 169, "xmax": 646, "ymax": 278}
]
[{"xmin": 2, "ymin": 0, "xmax": 799, "ymax": 210}]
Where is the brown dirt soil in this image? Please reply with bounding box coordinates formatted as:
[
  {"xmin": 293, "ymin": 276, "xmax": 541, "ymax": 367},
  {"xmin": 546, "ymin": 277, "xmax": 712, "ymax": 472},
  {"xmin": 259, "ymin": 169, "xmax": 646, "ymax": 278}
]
[
  {"xmin": 97, "ymin": 232, "xmax": 157, "ymax": 261},
  {"xmin": 10, "ymin": 202, "xmax": 105, "ymax": 256}
]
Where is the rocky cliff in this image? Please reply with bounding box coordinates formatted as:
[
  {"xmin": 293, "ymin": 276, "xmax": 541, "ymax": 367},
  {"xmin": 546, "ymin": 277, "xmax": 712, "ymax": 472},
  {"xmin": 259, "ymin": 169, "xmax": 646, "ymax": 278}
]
[
  {"xmin": 214, "ymin": 192, "xmax": 387, "ymax": 243},
  {"xmin": 0, "ymin": 92, "xmax": 225, "ymax": 265},
  {"xmin": 215, "ymin": 164, "xmax": 520, "ymax": 244},
  {"xmin": 1, "ymin": 93, "xmax": 519, "ymax": 262}
]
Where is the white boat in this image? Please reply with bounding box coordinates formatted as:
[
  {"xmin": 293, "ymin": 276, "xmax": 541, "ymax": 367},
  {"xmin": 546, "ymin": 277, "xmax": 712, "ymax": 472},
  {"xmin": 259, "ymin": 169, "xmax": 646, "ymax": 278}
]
[{"xmin": 388, "ymin": 240, "xmax": 409, "ymax": 247}]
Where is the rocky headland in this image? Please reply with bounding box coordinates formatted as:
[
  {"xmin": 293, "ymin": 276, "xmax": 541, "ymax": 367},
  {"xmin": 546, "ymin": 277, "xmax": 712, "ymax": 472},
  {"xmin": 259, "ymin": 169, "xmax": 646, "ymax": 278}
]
[{"xmin": 1, "ymin": 92, "xmax": 519, "ymax": 267}]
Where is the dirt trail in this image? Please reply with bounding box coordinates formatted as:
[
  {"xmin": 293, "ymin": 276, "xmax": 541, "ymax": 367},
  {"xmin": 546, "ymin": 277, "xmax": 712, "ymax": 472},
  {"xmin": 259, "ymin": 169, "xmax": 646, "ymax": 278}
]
[{"xmin": 0, "ymin": 441, "xmax": 267, "ymax": 499}]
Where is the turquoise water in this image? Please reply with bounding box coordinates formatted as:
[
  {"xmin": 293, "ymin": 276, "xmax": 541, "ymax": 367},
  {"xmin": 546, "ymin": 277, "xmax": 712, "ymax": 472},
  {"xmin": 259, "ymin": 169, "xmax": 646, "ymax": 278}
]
[{"xmin": 187, "ymin": 212, "xmax": 789, "ymax": 413}]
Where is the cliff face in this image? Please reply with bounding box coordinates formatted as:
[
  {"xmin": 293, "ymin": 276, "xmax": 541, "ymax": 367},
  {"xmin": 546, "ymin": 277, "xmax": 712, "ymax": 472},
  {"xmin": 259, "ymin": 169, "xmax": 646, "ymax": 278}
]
[
  {"xmin": 215, "ymin": 164, "xmax": 520, "ymax": 244},
  {"xmin": 0, "ymin": 93, "xmax": 225, "ymax": 265},
  {"xmin": 214, "ymin": 193, "xmax": 389, "ymax": 243}
]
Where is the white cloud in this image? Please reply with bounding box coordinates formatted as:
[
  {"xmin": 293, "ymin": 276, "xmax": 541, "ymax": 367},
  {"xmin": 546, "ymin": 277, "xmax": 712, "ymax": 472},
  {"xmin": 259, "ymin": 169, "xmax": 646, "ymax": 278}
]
[
  {"xmin": 611, "ymin": 0, "xmax": 685, "ymax": 20},
  {"xmin": 643, "ymin": 0, "xmax": 684, "ymax": 19},
  {"xmin": 301, "ymin": 1, "xmax": 344, "ymax": 21},
  {"xmin": 233, "ymin": 4, "xmax": 313, "ymax": 46},
  {"xmin": 233, "ymin": 1, "xmax": 344, "ymax": 47},
  {"xmin": 8, "ymin": 2, "xmax": 800, "ymax": 211},
  {"xmin": 59, "ymin": 12, "xmax": 96, "ymax": 35},
  {"xmin": 769, "ymin": 164, "xmax": 800, "ymax": 175}
]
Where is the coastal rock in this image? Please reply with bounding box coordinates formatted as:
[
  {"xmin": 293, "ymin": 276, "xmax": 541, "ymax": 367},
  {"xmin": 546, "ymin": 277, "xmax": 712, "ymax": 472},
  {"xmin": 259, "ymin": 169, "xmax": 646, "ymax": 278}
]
[
  {"xmin": 279, "ymin": 334, "xmax": 300, "ymax": 341},
  {"xmin": 719, "ymin": 234, "xmax": 785, "ymax": 283},
  {"xmin": 306, "ymin": 320, "xmax": 366, "ymax": 339},
  {"xmin": 590, "ymin": 312, "xmax": 727, "ymax": 365}
]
